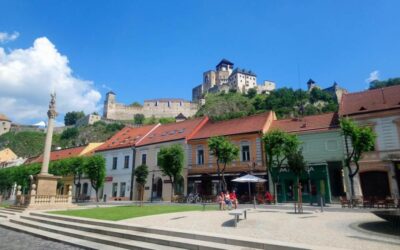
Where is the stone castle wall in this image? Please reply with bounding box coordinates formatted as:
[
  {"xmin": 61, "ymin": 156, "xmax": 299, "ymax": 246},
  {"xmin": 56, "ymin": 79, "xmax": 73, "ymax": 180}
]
[{"xmin": 103, "ymin": 94, "xmax": 199, "ymax": 121}]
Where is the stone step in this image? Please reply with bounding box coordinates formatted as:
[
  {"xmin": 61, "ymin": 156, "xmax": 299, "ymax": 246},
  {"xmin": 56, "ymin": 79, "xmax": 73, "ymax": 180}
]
[
  {"xmin": 0, "ymin": 220, "xmax": 126, "ymax": 250},
  {"xmin": 9, "ymin": 218, "xmax": 184, "ymax": 250},
  {"xmin": 21, "ymin": 215, "xmax": 246, "ymax": 250},
  {"xmin": 1, "ymin": 207, "xmax": 24, "ymax": 213},
  {"xmin": 8, "ymin": 205, "xmax": 27, "ymax": 210},
  {"xmin": 0, "ymin": 214, "xmax": 7, "ymax": 218},
  {"xmin": 0, "ymin": 209, "xmax": 16, "ymax": 215},
  {"xmin": 30, "ymin": 212, "xmax": 276, "ymax": 249}
]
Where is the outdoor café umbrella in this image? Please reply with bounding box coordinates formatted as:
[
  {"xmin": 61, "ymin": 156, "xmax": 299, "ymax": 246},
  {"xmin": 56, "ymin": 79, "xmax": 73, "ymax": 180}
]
[{"xmin": 232, "ymin": 174, "xmax": 267, "ymax": 208}]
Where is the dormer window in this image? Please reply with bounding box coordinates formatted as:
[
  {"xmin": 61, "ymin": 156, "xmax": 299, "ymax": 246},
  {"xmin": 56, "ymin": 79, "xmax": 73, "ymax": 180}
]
[{"xmin": 359, "ymin": 106, "xmax": 367, "ymax": 111}]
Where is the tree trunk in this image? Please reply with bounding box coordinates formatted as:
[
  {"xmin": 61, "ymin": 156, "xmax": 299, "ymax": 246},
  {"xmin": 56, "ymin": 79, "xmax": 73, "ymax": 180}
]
[
  {"xmin": 95, "ymin": 189, "xmax": 99, "ymax": 202},
  {"xmin": 170, "ymin": 180, "xmax": 174, "ymax": 202},
  {"xmin": 349, "ymin": 175, "xmax": 355, "ymax": 199},
  {"xmin": 221, "ymin": 172, "xmax": 227, "ymax": 192},
  {"xmin": 216, "ymin": 162, "xmax": 221, "ymax": 193}
]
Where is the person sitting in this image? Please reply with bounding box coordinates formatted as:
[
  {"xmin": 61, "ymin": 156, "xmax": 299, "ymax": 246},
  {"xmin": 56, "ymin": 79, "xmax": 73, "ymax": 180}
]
[
  {"xmin": 230, "ymin": 190, "xmax": 238, "ymax": 209},
  {"xmin": 217, "ymin": 192, "xmax": 225, "ymax": 210},
  {"xmin": 265, "ymin": 191, "xmax": 273, "ymax": 204},
  {"xmin": 224, "ymin": 191, "xmax": 232, "ymax": 210}
]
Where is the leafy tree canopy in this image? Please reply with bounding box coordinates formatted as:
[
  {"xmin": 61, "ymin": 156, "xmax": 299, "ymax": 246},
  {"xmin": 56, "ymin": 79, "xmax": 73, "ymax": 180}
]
[
  {"xmin": 64, "ymin": 111, "xmax": 85, "ymax": 126},
  {"xmin": 134, "ymin": 114, "xmax": 145, "ymax": 125},
  {"xmin": 130, "ymin": 102, "xmax": 143, "ymax": 107},
  {"xmin": 369, "ymin": 77, "xmax": 400, "ymax": 89},
  {"xmin": 60, "ymin": 127, "xmax": 79, "ymax": 140}
]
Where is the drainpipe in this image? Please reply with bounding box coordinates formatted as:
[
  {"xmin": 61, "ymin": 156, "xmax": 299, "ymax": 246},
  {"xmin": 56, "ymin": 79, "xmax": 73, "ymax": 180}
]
[{"xmin": 130, "ymin": 147, "xmax": 136, "ymax": 201}]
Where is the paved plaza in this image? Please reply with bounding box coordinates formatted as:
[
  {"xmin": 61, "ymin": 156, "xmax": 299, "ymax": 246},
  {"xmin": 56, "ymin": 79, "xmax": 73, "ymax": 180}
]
[
  {"xmin": 121, "ymin": 207, "xmax": 400, "ymax": 250},
  {"xmin": 0, "ymin": 227, "xmax": 84, "ymax": 250}
]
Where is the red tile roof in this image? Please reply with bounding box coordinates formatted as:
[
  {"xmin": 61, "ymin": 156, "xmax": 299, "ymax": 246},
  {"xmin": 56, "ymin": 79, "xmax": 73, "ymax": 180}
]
[
  {"xmin": 136, "ymin": 117, "xmax": 208, "ymax": 146},
  {"xmin": 190, "ymin": 112, "xmax": 273, "ymax": 140},
  {"xmin": 33, "ymin": 146, "xmax": 86, "ymax": 163},
  {"xmin": 339, "ymin": 85, "xmax": 400, "ymax": 116},
  {"xmin": 270, "ymin": 112, "xmax": 339, "ymax": 133},
  {"xmin": 95, "ymin": 124, "xmax": 159, "ymax": 152}
]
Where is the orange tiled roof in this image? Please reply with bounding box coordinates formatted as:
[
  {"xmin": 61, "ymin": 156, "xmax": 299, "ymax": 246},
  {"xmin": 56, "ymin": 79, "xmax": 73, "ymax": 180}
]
[
  {"xmin": 136, "ymin": 117, "xmax": 209, "ymax": 146},
  {"xmin": 33, "ymin": 146, "xmax": 86, "ymax": 163},
  {"xmin": 95, "ymin": 124, "xmax": 158, "ymax": 152},
  {"xmin": 190, "ymin": 112, "xmax": 273, "ymax": 140},
  {"xmin": 270, "ymin": 112, "xmax": 339, "ymax": 133},
  {"xmin": 339, "ymin": 85, "xmax": 400, "ymax": 116}
]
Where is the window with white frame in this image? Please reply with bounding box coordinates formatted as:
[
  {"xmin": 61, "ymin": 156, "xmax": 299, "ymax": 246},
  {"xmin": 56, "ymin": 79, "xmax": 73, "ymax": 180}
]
[
  {"xmin": 197, "ymin": 147, "xmax": 204, "ymax": 165},
  {"xmin": 112, "ymin": 183, "xmax": 118, "ymax": 197},
  {"xmin": 120, "ymin": 182, "xmax": 126, "ymax": 197},
  {"xmin": 241, "ymin": 143, "xmax": 251, "ymax": 162},
  {"xmin": 112, "ymin": 157, "xmax": 118, "ymax": 170}
]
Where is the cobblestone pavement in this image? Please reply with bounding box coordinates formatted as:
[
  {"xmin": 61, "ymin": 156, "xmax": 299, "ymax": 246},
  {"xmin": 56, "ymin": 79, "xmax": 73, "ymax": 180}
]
[{"xmin": 0, "ymin": 227, "xmax": 84, "ymax": 250}]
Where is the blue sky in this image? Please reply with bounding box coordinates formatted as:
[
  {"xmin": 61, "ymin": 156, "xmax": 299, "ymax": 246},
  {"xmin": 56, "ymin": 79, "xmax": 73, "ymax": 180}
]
[{"xmin": 1, "ymin": 0, "xmax": 399, "ymax": 123}]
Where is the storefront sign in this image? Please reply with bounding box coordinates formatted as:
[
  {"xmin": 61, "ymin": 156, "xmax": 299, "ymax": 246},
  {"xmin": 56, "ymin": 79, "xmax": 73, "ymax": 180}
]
[{"xmin": 105, "ymin": 176, "xmax": 113, "ymax": 182}]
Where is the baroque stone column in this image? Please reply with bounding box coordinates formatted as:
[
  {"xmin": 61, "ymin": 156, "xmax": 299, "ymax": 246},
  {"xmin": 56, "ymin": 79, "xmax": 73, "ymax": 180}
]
[{"xmin": 35, "ymin": 93, "xmax": 60, "ymax": 197}]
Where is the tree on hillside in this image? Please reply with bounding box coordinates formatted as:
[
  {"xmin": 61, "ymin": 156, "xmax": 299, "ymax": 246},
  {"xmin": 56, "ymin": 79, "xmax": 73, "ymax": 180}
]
[
  {"xmin": 157, "ymin": 144, "xmax": 185, "ymax": 201},
  {"xmin": 60, "ymin": 127, "xmax": 79, "ymax": 140},
  {"xmin": 134, "ymin": 114, "xmax": 145, "ymax": 125},
  {"xmin": 83, "ymin": 155, "xmax": 106, "ymax": 202},
  {"xmin": 208, "ymin": 136, "xmax": 239, "ymax": 192},
  {"xmin": 369, "ymin": 77, "xmax": 400, "ymax": 89},
  {"xmin": 340, "ymin": 118, "xmax": 376, "ymax": 199},
  {"xmin": 130, "ymin": 102, "xmax": 142, "ymax": 107},
  {"xmin": 196, "ymin": 92, "xmax": 255, "ymax": 121},
  {"xmin": 134, "ymin": 164, "xmax": 149, "ymax": 206},
  {"xmin": 287, "ymin": 149, "xmax": 307, "ymax": 213},
  {"xmin": 64, "ymin": 111, "xmax": 85, "ymax": 126},
  {"xmin": 263, "ymin": 130, "xmax": 300, "ymax": 203}
]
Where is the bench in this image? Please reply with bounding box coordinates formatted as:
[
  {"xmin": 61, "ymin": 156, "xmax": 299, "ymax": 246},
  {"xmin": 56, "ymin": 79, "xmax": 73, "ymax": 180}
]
[{"xmin": 229, "ymin": 209, "xmax": 249, "ymax": 227}]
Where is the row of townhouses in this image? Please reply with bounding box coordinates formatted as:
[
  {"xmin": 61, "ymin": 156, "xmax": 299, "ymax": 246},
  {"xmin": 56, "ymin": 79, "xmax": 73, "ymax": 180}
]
[{"xmin": 31, "ymin": 85, "xmax": 400, "ymax": 203}]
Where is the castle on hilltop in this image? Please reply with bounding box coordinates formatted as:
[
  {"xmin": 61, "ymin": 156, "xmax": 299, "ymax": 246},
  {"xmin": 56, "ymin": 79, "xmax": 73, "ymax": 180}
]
[
  {"xmin": 192, "ymin": 59, "xmax": 276, "ymax": 101},
  {"xmin": 103, "ymin": 92, "xmax": 198, "ymax": 121}
]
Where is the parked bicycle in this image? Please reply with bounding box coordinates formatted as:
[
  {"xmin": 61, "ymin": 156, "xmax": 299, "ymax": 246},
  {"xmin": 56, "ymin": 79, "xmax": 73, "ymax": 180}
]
[{"xmin": 186, "ymin": 192, "xmax": 202, "ymax": 203}]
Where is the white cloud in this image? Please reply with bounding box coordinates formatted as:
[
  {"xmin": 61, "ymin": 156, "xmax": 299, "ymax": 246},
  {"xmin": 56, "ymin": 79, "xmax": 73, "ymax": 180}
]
[
  {"xmin": 0, "ymin": 37, "xmax": 102, "ymax": 125},
  {"xmin": 365, "ymin": 70, "xmax": 380, "ymax": 83},
  {"xmin": 0, "ymin": 31, "xmax": 20, "ymax": 43}
]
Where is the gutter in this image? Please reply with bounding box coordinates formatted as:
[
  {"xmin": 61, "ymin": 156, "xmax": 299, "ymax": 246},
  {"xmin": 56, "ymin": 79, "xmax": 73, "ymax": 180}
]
[{"xmin": 129, "ymin": 146, "xmax": 136, "ymax": 201}]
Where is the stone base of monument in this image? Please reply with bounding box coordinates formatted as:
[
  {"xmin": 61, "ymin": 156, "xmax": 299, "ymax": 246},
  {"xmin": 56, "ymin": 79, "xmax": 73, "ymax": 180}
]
[{"xmin": 14, "ymin": 175, "xmax": 77, "ymax": 211}]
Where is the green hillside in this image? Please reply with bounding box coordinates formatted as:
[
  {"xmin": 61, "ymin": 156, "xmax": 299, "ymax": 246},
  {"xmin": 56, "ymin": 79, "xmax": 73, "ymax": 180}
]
[{"xmin": 0, "ymin": 122, "xmax": 125, "ymax": 158}]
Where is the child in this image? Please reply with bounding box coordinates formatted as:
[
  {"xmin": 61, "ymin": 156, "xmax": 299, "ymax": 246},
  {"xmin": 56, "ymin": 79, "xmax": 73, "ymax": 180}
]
[{"xmin": 230, "ymin": 190, "xmax": 238, "ymax": 209}]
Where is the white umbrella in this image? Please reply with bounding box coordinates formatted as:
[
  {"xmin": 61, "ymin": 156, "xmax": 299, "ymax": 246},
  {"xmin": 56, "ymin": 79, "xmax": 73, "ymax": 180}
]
[{"xmin": 232, "ymin": 174, "xmax": 267, "ymax": 208}]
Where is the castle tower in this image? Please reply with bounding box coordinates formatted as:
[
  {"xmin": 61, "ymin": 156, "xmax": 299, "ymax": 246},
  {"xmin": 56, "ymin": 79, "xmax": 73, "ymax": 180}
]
[
  {"xmin": 103, "ymin": 91, "xmax": 116, "ymax": 118},
  {"xmin": 215, "ymin": 59, "xmax": 234, "ymax": 85},
  {"xmin": 307, "ymin": 79, "xmax": 316, "ymax": 91}
]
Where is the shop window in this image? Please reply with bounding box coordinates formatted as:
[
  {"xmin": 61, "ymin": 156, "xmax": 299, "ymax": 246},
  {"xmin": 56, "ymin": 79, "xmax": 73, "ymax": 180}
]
[
  {"xmin": 120, "ymin": 182, "xmax": 126, "ymax": 197},
  {"xmin": 112, "ymin": 183, "xmax": 118, "ymax": 197}
]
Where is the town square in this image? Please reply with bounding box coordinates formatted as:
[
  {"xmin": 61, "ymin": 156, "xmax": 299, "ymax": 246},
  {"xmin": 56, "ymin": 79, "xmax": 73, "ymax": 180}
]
[{"xmin": 0, "ymin": 1, "xmax": 399, "ymax": 249}]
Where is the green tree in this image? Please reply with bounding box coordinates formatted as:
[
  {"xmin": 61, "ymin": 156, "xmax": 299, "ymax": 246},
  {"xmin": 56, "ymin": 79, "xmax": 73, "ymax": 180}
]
[
  {"xmin": 83, "ymin": 155, "xmax": 106, "ymax": 202},
  {"xmin": 134, "ymin": 114, "xmax": 145, "ymax": 125},
  {"xmin": 287, "ymin": 149, "xmax": 307, "ymax": 213},
  {"xmin": 245, "ymin": 88, "xmax": 258, "ymax": 99},
  {"xmin": 158, "ymin": 117, "xmax": 176, "ymax": 124},
  {"xmin": 369, "ymin": 77, "xmax": 400, "ymax": 89},
  {"xmin": 60, "ymin": 127, "xmax": 79, "ymax": 140},
  {"xmin": 208, "ymin": 136, "xmax": 239, "ymax": 192},
  {"xmin": 130, "ymin": 102, "xmax": 142, "ymax": 107},
  {"xmin": 263, "ymin": 130, "xmax": 300, "ymax": 203},
  {"xmin": 340, "ymin": 118, "xmax": 376, "ymax": 199},
  {"xmin": 64, "ymin": 111, "xmax": 85, "ymax": 126},
  {"xmin": 157, "ymin": 144, "xmax": 185, "ymax": 201},
  {"xmin": 134, "ymin": 164, "xmax": 149, "ymax": 206}
]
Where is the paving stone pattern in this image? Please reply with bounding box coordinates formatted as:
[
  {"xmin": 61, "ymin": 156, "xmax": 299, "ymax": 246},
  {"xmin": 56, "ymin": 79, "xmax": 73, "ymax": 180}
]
[{"xmin": 0, "ymin": 227, "xmax": 84, "ymax": 250}]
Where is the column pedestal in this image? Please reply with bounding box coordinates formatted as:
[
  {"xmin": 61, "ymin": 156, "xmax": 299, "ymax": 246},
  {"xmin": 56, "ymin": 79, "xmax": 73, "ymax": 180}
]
[{"xmin": 35, "ymin": 174, "xmax": 60, "ymax": 196}]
